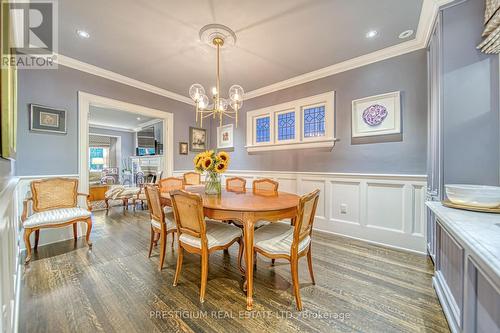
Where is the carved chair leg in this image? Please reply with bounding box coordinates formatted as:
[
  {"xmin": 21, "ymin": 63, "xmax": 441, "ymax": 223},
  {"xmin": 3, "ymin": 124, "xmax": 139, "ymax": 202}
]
[
  {"xmin": 237, "ymin": 238, "xmax": 245, "ymax": 275},
  {"xmin": 158, "ymin": 230, "xmax": 166, "ymax": 271},
  {"xmin": 307, "ymin": 246, "xmax": 315, "ymax": 285},
  {"xmin": 271, "ymin": 259, "xmax": 275, "ymax": 266},
  {"xmin": 148, "ymin": 227, "xmax": 154, "ymax": 258},
  {"xmin": 200, "ymin": 252, "xmax": 209, "ymax": 303},
  {"xmin": 24, "ymin": 229, "xmax": 33, "ymax": 264},
  {"xmin": 132, "ymin": 199, "xmax": 136, "ymax": 212},
  {"xmin": 34, "ymin": 230, "xmax": 40, "ymax": 249},
  {"xmin": 290, "ymin": 257, "xmax": 302, "ymax": 311},
  {"xmin": 105, "ymin": 198, "xmax": 110, "ymax": 215},
  {"xmin": 85, "ymin": 218, "xmax": 93, "ymax": 248},
  {"xmin": 173, "ymin": 245, "xmax": 183, "ymax": 286},
  {"xmin": 72, "ymin": 223, "xmax": 78, "ymax": 242}
]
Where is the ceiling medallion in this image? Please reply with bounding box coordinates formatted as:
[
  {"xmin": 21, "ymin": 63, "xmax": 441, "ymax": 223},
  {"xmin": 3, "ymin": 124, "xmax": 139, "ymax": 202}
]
[{"xmin": 189, "ymin": 24, "xmax": 243, "ymax": 128}]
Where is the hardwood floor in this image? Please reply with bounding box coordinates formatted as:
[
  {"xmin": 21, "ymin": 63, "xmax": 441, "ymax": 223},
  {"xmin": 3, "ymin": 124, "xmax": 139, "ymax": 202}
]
[{"xmin": 19, "ymin": 207, "xmax": 450, "ymax": 333}]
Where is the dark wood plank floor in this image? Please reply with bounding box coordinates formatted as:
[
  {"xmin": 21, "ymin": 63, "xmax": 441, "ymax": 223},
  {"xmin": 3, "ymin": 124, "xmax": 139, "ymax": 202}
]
[{"xmin": 20, "ymin": 207, "xmax": 450, "ymax": 333}]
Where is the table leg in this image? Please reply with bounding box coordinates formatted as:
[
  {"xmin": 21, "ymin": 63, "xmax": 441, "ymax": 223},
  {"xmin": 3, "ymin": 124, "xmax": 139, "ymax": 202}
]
[{"xmin": 242, "ymin": 214, "xmax": 255, "ymax": 311}]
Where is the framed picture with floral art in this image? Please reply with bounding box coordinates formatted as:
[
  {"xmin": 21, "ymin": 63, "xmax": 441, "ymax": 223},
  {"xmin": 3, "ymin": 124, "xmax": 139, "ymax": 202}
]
[{"xmin": 351, "ymin": 91, "xmax": 401, "ymax": 138}]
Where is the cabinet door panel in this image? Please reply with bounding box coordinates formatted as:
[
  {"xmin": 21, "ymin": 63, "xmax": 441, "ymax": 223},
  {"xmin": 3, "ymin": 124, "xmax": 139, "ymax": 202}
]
[
  {"xmin": 436, "ymin": 221, "xmax": 464, "ymax": 327},
  {"xmin": 466, "ymin": 259, "xmax": 500, "ymax": 333}
]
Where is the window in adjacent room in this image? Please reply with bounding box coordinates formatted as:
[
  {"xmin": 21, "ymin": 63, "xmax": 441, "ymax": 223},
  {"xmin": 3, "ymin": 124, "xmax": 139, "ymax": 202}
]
[{"xmin": 89, "ymin": 147, "xmax": 109, "ymax": 171}]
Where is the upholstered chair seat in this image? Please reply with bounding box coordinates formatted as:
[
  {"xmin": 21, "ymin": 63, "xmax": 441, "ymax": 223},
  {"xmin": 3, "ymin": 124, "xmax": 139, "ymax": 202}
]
[
  {"xmin": 254, "ymin": 223, "xmax": 311, "ymax": 255},
  {"xmin": 179, "ymin": 220, "xmax": 242, "ymax": 249},
  {"xmin": 24, "ymin": 207, "xmax": 91, "ymax": 228},
  {"xmin": 150, "ymin": 211, "xmax": 176, "ymax": 231}
]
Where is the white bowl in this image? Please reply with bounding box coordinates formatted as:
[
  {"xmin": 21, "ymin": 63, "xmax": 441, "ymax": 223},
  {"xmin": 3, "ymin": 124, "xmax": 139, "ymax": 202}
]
[{"xmin": 445, "ymin": 184, "xmax": 500, "ymax": 208}]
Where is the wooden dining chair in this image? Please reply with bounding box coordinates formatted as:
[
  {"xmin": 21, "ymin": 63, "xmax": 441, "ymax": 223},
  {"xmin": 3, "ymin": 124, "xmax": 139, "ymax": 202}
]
[
  {"xmin": 170, "ymin": 190, "xmax": 244, "ymax": 303},
  {"xmin": 159, "ymin": 177, "xmax": 184, "ymax": 193},
  {"xmin": 144, "ymin": 185, "xmax": 177, "ymax": 270},
  {"xmin": 251, "ymin": 178, "xmax": 279, "ymax": 230},
  {"xmin": 183, "ymin": 172, "xmax": 201, "ymax": 185},
  {"xmin": 249, "ymin": 189, "xmax": 320, "ymax": 310},
  {"xmin": 226, "ymin": 177, "xmax": 246, "ymax": 192},
  {"xmin": 253, "ymin": 178, "xmax": 279, "ymax": 194}
]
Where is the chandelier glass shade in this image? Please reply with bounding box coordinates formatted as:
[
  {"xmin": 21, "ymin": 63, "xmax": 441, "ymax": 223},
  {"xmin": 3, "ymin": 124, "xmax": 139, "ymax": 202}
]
[{"xmin": 189, "ymin": 33, "xmax": 244, "ymax": 128}]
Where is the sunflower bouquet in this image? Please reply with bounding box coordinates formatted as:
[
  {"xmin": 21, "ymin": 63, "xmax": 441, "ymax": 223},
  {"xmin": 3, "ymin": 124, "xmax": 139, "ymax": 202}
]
[{"xmin": 193, "ymin": 150, "xmax": 230, "ymax": 194}]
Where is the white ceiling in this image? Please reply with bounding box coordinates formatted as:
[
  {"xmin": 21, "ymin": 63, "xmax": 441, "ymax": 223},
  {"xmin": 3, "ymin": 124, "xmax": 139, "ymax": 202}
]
[
  {"xmin": 59, "ymin": 0, "xmax": 424, "ymax": 100},
  {"xmin": 89, "ymin": 106, "xmax": 159, "ymax": 131}
]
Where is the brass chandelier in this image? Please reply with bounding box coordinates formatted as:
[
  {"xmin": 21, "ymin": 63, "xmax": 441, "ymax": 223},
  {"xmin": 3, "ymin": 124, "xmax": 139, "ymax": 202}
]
[{"xmin": 189, "ymin": 24, "xmax": 244, "ymax": 128}]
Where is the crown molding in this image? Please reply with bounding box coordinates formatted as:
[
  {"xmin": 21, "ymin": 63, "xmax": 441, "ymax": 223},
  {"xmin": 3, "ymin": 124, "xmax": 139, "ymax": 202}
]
[
  {"xmin": 55, "ymin": 54, "xmax": 195, "ymax": 106},
  {"xmin": 244, "ymin": 0, "xmax": 454, "ymax": 100},
  {"xmin": 88, "ymin": 122, "xmax": 136, "ymax": 133},
  {"xmin": 135, "ymin": 118, "xmax": 163, "ymax": 131}
]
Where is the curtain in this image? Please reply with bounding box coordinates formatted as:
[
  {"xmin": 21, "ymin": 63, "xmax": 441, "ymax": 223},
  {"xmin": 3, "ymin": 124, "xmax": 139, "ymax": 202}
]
[
  {"xmin": 89, "ymin": 134, "xmax": 111, "ymax": 147},
  {"xmin": 478, "ymin": 0, "xmax": 500, "ymax": 53}
]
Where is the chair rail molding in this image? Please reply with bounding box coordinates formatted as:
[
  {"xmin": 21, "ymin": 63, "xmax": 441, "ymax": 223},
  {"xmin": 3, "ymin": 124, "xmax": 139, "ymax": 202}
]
[{"xmin": 174, "ymin": 169, "xmax": 428, "ymax": 253}]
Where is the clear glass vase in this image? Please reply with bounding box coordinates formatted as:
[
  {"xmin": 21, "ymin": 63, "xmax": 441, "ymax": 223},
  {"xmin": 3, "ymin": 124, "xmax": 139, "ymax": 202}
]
[{"xmin": 205, "ymin": 172, "xmax": 221, "ymax": 195}]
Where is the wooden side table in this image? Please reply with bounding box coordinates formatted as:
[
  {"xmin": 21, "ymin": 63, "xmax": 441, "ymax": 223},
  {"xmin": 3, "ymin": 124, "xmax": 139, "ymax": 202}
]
[{"xmin": 89, "ymin": 184, "xmax": 109, "ymax": 201}]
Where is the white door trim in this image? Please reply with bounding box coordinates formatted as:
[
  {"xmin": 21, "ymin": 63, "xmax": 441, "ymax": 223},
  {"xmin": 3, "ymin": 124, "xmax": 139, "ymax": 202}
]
[{"xmin": 78, "ymin": 91, "xmax": 174, "ymax": 195}]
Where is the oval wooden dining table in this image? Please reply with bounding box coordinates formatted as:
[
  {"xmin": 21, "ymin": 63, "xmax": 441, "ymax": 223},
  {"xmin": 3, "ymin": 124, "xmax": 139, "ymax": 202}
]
[{"xmin": 160, "ymin": 185, "xmax": 300, "ymax": 310}]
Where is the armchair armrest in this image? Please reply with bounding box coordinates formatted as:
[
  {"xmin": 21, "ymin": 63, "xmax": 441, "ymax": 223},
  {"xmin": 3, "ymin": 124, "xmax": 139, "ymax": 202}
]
[
  {"xmin": 77, "ymin": 193, "xmax": 92, "ymax": 212},
  {"xmin": 21, "ymin": 197, "xmax": 33, "ymax": 223}
]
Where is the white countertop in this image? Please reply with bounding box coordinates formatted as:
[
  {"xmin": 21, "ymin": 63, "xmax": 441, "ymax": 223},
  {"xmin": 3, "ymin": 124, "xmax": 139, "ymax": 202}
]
[{"xmin": 426, "ymin": 201, "xmax": 500, "ymax": 279}]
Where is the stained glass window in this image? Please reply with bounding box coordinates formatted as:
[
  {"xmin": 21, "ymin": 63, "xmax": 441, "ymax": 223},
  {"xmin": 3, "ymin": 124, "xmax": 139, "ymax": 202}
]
[
  {"xmin": 277, "ymin": 111, "xmax": 295, "ymax": 141},
  {"xmin": 303, "ymin": 106, "xmax": 325, "ymax": 137},
  {"xmin": 256, "ymin": 116, "xmax": 270, "ymax": 143}
]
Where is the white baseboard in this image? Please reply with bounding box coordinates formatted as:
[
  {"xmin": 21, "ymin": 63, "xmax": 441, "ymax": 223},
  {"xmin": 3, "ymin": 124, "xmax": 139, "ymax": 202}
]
[{"xmin": 175, "ymin": 169, "xmax": 428, "ymax": 253}]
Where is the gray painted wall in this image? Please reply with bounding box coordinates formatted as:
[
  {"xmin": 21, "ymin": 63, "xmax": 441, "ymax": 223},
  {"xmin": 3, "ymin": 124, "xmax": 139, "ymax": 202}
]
[
  {"xmin": 442, "ymin": 0, "xmax": 500, "ymax": 185},
  {"xmin": 89, "ymin": 127, "xmax": 135, "ymax": 165},
  {"xmin": 0, "ymin": 159, "xmax": 13, "ymax": 179},
  {"xmin": 212, "ymin": 50, "xmax": 428, "ymax": 174},
  {"xmin": 16, "ymin": 65, "xmax": 210, "ymax": 176}
]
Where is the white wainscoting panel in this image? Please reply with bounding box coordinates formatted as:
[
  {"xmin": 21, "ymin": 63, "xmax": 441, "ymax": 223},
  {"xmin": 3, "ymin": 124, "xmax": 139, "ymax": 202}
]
[
  {"xmin": 330, "ymin": 181, "xmax": 360, "ymax": 226},
  {"xmin": 174, "ymin": 170, "xmax": 427, "ymax": 253},
  {"xmin": 0, "ymin": 177, "xmax": 20, "ymax": 333},
  {"xmin": 17, "ymin": 175, "xmax": 82, "ymax": 250}
]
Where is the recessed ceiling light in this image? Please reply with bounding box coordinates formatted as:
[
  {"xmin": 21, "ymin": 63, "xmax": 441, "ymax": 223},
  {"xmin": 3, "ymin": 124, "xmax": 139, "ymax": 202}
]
[
  {"xmin": 76, "ymin": 29, "xmax": 90, "ymax": 39},
  {"xmin": 366, "ymin": 30, "xmax": 378, "ymax": 39},
  {"xmin": 399, "ymin": 29, "xmax": 414, "ymax": 39},
  {"xmin": 136, "ymin": 117, "xmax": 141, "ymax": 121}
]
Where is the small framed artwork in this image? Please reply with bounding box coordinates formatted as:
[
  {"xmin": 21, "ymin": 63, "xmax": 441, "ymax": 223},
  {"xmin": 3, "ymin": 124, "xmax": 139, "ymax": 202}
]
[
  {"xmin": 179, "ymin": 142, "xmax": 188, "ymax": 155},
  {"xmin": 352, "ymin": 91, "xmax": 401, "ymax": 138},
  {"xmin": 189, "ymin": 127, "xmax": 206, "ymax": 152},
  {"xmin": 217, "ymin": 124, "xmax": 234, "ymax": 149},
  {"xmin": 30, "ymin": 104, "xmax": 67, "ymax": 134}
]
